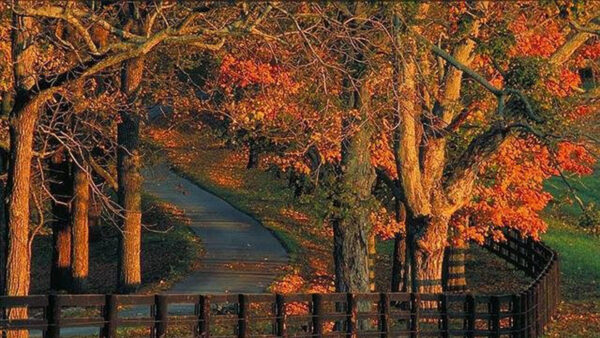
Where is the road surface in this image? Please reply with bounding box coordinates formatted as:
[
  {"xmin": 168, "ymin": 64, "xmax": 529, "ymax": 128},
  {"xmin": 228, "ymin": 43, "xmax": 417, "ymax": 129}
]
[{"xmin": 42, "ymin": 163, "xmax": 289, "ymax": 337}]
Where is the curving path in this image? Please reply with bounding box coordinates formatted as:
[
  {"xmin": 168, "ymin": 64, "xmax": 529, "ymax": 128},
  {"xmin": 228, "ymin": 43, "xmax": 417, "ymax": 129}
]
[
  {"xmin": 141, "ymin": 163, "xmax": 289, "ymax": 293},
  {"xmin": 41, "ymin": 163, "xmax": 289, "ymax": 337}
]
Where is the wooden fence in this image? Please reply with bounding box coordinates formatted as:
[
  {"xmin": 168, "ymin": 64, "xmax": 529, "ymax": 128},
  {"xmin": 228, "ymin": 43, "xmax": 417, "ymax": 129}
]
[{"xmin": 0, "ymin": 230, "xmax": 559, "ymax": 337}]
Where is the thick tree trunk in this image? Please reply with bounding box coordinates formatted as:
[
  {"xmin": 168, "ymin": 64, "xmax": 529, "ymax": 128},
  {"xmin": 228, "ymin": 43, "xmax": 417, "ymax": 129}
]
[
  {"xmin": 49, "ymin": 149, "xmax": 73, "ymax": 291},
  {"xmin": 4, "ymin": 98, "xmax": 38, "ymax": 338},
  {"xmin": 332, "ymin": 121, "xmax": 375, "ymax": 294},
  {"xmin": 411, "ymin": 215, "xmax": 449, "ymax": 294},
  {"xmin": 117, "ymin": 57, "xmax": 144, "ymax": 292},
  {"xmin": 117, "ymin": 110, "xmax": 142, "ymax": 292},
  {"xmin": 3, "ymin": 8, "xmax": 38, "ymax": 337},
  {"xmin": 0, "ymin": 148, "xmax": 8, "ymax": 297},
  {"xmin": 71, "ymin": 164, "xmax": 90, "ymax": 293}
]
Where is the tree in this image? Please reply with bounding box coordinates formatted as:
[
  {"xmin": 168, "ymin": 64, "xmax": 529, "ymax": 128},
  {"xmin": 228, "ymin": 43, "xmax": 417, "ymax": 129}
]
[
  {"xmin": 117, "ymin": 55, "xmax": 144, "ymax": 292},
  {"xmin": 370, "ymin": 2, "xmax": 599, "ymax": 293},
  {"xmin": 1, "ymin": 2, "xmax": 274, "ymax": 335},
  {"xmin": 70, "ymin": 163, "xmax": 90, "ymax": 293}
]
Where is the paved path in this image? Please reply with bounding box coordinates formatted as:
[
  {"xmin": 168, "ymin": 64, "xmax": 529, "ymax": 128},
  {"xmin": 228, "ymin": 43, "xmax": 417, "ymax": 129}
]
[
  {"xmin": 42, "ymin": 163, "xmax": 289, "ymax": 336},
  {"xmin": 141, "ymin": 163, "xmax": 289, "ymax": 293}
]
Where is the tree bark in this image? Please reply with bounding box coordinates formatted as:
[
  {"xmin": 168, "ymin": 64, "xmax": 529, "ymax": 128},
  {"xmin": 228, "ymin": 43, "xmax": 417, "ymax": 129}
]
[
  {"xmin": 0, "ymin": 148, "xmax": 8, "ymax": 298},
  {"xmin": 71, "ymin": 164, "xmax": 90, "ymax": 293},
  {"xmin": 411, "ymin": 214, "xmax": 449, "ymax": 294},
  {"xmin": 332, "ymin": 108, "xmax": 375, "ymax": 294},
  {"xmin": 49, "ymin": 150, "xmax": 73, "ymax": 291},
  {"xmin": 4, "ymin": 96, "xmax": 39, "ymax": 338},
  {"xmin": 3, "ymin": 8, "xmax": 38, "ymax": 337},
  {"xmin": 117, "ymin": 57, "xmax": 144, "ymax": 293}
]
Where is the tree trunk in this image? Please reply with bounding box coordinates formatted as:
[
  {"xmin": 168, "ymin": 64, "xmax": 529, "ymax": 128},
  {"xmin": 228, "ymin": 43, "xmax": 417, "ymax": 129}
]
[
  {"xmin": 71, "ymin": 164, "xmax": 90, "ymax": 293},
  {"xmin": 411, "ymin": 215, "xmax": 449, "ymax": 294},
  {"xmin": 4, "ymin": 97, "xmax": 38, "ymax": 338},
  {"xmin": 246, "ymin": 139, "xmax": 259, "ymax": 169},
  {"xmin": 0, "ymin": 148, "xmax": 8, "ymax": 297},
  {"xmin": 49, "ymin": 150, "xmax": 73, "ymax": 291},
  {"xmin": 332, "ymin": 120, "xmax": 375, "ymax": 294},
  {"xmin": 3, "ymin": 8, "xmax": 38, "ymax": 336},
  {"xmin": 117, "ymin": 57, "xmax": 144, "ymax": 293}
]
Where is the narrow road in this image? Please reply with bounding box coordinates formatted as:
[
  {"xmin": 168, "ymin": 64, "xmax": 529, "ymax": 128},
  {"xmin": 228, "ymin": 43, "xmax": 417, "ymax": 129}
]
[
  {"xmin": 41, "ymin": 163, "xmax": 289, "ymax": 337},
  {"xmin": 142, "ymin": 163, "xmax": 289, "ymax": 293}
]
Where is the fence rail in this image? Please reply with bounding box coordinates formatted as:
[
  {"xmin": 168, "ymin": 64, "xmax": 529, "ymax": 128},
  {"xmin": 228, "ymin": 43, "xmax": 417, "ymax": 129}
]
[{"xmin": 0, "ymin": 230, "xmax": 559, "ymax": 337}]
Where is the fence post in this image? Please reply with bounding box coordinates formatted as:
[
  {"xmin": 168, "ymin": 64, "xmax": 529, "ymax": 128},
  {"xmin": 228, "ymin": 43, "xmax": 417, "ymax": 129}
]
[
  {"xmin": 46, "ymin": 294, "xmax": 60, "ymax": 338},
  {"xmin": 103, "ymin": 294, "xmax": 118, "ymax": 338},
  {"xmin": 275, "ymin": 294, "xmax": 286, "ymax": 336},
  {"xmin": 490, "ymin": 296, "xmax": 500, "ymax": 338},
  {"xmin": 198, "ymin": 295, "xmax": 210, "ymax": 338},
  {"xmin": 534, "ymin": 283, "xmax": 540, "ymax": 337},
  {"xmin": 440, "ymin": 294, "xmax": 449, "ymax": 338},
  {"xmin": 410, "ymin": 293, "xmax": 419, "ymax": 338},
  {"xmin": 527, "ymin": 289, "xmax": 535, "ymax": 338},
  {"xmin": 379, "ymin": 293, "xmax": 390, "ymax": 337},
  {"xmin": 155, "ymin": 295, "xmax": 168, "ymax": 338},
  {"xmin": 542, "ymin": 273, "xmax": 548, "ymax": 329},
  {"xmin": 311, "ymin": 294, "xmax": 322, "ymax": 336},
  {"xmin": 347, "ymin": 293, "xmax": 357, "ymax": 336},
  {"xmin": 238, "ymin": 294, "xmax": 248, "ymax": 338},
  {"xmin": 529, "ymin": 239, "xmax": 536, "ymax": 276},
  {"xmin": 511, "ymin": 294, "xmax": 521, "ymax": 338},
  {"xmin": 465, "ymin": 294, "xmax": 475, "ymax": 338}
]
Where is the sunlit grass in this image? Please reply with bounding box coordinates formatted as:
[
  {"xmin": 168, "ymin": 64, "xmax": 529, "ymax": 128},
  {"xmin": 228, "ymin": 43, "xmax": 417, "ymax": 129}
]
[
  {"xmin": 543, "ymin": 167, "xmax": 600, "ymax": 337},
  {"xmin": 544, "ymin": 167, "xmax": 600, "ymax": 218},
  {"xmin": 542, "ymin": 217, "xmax": 600, "ymax": 301}
]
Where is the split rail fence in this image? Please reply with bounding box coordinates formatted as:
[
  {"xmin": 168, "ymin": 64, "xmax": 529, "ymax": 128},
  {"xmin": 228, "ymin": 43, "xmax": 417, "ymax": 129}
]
[{"xmin": 0, "ymin": 230, "xmax": 559, "ymax": 337}]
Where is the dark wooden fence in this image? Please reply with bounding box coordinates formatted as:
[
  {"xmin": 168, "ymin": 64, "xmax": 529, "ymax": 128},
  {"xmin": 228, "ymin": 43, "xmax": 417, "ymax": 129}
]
[{"xmin": 0, "ymin": 230, "xmax": 559, "ymax": 337}]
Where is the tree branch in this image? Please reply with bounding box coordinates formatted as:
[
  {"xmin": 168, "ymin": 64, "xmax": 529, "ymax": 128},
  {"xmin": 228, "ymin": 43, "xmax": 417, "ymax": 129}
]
[{"xmin": 88, "ymin": 154, "xmax": 117, "ymax": 192}]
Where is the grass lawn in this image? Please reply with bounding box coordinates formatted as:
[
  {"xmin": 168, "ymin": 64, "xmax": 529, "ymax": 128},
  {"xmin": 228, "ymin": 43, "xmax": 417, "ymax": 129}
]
[
  {"xmin": 542, "ymin": 169, "xmax": 600, "ymax": 336},
  {"xmin": 30, "ymin": 195, "xmax": 203, "ymax": 294}
]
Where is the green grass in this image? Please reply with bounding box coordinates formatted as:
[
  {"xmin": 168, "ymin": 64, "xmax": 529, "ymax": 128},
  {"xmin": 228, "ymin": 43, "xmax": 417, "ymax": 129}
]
[
  {"xmin": 542, "ymin": 217, "xmax": 600, "ymax": 301},
  {"xmin": 544, "ymin": 167, "xmax": 600, "ymax": 218},
  {"xmin": 542, "ymin": 167, "xmax": 600, "ymax": 336}
]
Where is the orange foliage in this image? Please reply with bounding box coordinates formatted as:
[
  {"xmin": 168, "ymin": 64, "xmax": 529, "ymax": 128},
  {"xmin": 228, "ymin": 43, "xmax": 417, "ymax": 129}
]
[
  {"xmin": 509, "ymin": 13, "xmax": 565, "ymax": 58},
  {"xmin": 454, "ymin": 137, "xmax": 595, "ymax": 243},
  {"xmin": 370, "ymin": 208, "xmax": 404, "ymax": 241}
]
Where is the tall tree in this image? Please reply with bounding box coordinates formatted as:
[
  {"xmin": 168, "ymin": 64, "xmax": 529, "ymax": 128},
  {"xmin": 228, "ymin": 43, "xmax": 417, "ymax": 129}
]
[
  {"xmin": 0, "ymin": 2, "xmax": 274, "ymax": 335},
  {"xmin": 117, "ymin": 55, "xmax": 144, "ymax": 292},
  {"xmin": 70, "ymin": 163, "xmax": 90, "ymax": 293}
]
